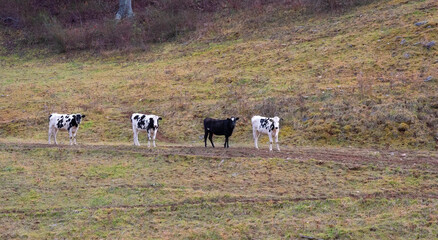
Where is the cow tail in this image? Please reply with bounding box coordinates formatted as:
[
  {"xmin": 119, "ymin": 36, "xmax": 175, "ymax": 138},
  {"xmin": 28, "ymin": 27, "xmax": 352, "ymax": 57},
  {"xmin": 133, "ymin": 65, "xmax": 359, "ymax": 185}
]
[{"xmin": 49, "ymin": 114, "xmax": 52, "ymax": 120}]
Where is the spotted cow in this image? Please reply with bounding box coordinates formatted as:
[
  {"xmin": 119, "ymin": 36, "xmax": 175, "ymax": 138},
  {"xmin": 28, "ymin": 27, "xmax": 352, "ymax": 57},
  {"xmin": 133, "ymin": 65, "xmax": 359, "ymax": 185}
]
[
  {"xmin": 251, "ymin": 115, "xmax": 281, "ymax": 151},
  {"xmin": 48, "ymin": 113, "xmax": 85, "ymax": 145},
  {"xmin": 131, "ymin": 113, "xmax": 162, "ymax": 147}
]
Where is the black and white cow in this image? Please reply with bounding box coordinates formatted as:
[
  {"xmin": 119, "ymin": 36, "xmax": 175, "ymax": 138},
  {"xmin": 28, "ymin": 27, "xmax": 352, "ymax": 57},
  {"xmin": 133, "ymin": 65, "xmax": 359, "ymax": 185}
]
[
  {"xmin": 204, "ymin": 117, "xmax": 239, "ymax": 148},
  {"xmin": 131, "ymin": 113, "xmax": 162, "ymax": 147},
  {"xmin": 48, "ymin": 113, "xmax": 85, "ymax": 145},
  {"xmin": 251, "ymin": 115, "xmax": 281, "ymax": 151}
]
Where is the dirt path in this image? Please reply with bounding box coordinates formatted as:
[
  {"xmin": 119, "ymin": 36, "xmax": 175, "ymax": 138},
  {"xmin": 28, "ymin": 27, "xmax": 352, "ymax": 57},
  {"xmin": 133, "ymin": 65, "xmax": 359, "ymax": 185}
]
[{"xmin": 1, "ymin": 142, "xmax": 437, "ymax": 171}]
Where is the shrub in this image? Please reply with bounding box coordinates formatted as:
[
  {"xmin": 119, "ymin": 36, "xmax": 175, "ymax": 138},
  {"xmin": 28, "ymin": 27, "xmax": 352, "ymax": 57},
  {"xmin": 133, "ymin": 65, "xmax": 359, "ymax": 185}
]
[
  {"xmin": 43, "ymin": 17, "xmax": 67, "ymax": 52},
  {"xmin": 141, "ymin": 7, "xmax": 197, "ymax": 43},
  {"xmin": 398, "ymin": 123, "xmax": 409, "ymax": 132},
  {"xmin": 1, "ymin": 0, "xmax": 376, "ymax": 52},
  {"xmin": 256, "ymin": 97, "xmax": 279, "ymax": 117}
]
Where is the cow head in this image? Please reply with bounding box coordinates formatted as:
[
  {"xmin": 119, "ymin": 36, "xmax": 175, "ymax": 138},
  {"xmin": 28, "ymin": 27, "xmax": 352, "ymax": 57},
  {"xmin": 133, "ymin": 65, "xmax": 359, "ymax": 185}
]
[
  {"xmin": 74, "ymin": 114, "xmax": 85, "ymax": 124},
  {"xmin": 227, "ymin": 117, "xmax": 239, "ymax": 129},
  {"xmin": 149, "ymin": 116, "xmax": 162, "ymax": 129},
  {"xmin": 271, "ymin": 116, "xmax": 280, "ymax": 130}
]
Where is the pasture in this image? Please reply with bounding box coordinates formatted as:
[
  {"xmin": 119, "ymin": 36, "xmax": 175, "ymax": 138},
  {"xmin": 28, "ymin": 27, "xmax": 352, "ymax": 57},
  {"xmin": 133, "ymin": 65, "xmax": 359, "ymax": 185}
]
[
  {"xmin": 1, "ymin": 0, "xmax": 437, "ymax": 149},
  {"xmin": 1, "ymin": 0, "xmax": 438, "ymax": 239},
  {"xmin": 1, "ymin": 141, "xmax": 437, "ymax": 239}
]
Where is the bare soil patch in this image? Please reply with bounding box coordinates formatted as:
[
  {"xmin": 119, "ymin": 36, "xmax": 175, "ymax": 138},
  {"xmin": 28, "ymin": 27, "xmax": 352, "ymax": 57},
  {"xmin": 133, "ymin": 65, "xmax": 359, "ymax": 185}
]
[{"xmin": 1, "ymin": 142, "xmax": 437, "ymax": 171}]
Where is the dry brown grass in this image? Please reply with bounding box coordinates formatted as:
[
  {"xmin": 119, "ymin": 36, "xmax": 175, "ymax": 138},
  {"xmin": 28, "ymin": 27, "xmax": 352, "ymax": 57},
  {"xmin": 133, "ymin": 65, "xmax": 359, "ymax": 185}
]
[
  {"xmin": 0, "ymin": 0, "xmax": 437, "ymax": 149},
  {"xmin": 0, "ymin": 143, "xmax": 437, "ymax": 239}
]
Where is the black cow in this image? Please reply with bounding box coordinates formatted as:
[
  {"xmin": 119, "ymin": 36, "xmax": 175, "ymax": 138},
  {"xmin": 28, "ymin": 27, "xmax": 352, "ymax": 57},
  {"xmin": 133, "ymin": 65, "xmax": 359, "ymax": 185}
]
[{"xmin": 204, "ymin": 117, "xmax": 239, "ymax": 148}]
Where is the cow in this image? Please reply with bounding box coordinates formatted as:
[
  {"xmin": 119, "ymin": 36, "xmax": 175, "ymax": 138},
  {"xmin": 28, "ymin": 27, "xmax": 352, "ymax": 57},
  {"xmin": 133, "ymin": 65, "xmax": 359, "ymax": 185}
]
[
  {"xmin": 48, "ymin": 113, "xmax": 85, "ymax": 145},
  {"xmin": 204, "ymin": 117, "xmax": 239, "ymax": 148},
  {"xmin": 131, "ymin": 113, "xmax": 162, "ymax": 147},
  {"xmin": 251, "ymin": 115, "xmax": 281, "ymax": 151}
]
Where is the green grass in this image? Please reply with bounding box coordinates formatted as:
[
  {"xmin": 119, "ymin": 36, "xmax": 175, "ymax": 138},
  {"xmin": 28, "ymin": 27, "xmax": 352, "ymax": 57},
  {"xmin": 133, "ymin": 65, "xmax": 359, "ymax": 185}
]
[
  {"xmin": 0, "ymin": 3, "xmax": 437, "ymax": 236},
  {"xmin": 0, "ymin": 145, "xmax": 437, "ymax": 239},
  {"xmin": 1, "ymin": 0, "xmax": 437, "ymax": 149}
]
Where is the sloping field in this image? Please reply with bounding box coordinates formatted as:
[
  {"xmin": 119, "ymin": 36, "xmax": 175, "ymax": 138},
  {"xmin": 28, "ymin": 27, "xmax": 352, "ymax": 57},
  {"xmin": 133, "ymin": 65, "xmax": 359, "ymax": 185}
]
[
  {"xmin": 0, "ymin": 0, "xmax": 437, "ymax": 149},
  {"xmin": 0, "ymin": 142, "xmax": 437, "ymax": 239},
  {"xmin": 0, "ymin": 0, "xmax": 438, "ymax": 239}
]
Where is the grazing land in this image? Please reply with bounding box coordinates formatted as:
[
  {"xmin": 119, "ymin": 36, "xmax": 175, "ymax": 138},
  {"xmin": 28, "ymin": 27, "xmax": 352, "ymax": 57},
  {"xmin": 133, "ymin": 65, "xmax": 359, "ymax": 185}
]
[
  {"xmin": 0, "ymin": 0, "xmax": 437, "ymax": 149},
  {"xmin": 0, "ymin": 141, "xmax": 437, "ymax": 239},
  {"xmin": 1, "ymin": 0, "xmax": 438, "ymax": 239}
]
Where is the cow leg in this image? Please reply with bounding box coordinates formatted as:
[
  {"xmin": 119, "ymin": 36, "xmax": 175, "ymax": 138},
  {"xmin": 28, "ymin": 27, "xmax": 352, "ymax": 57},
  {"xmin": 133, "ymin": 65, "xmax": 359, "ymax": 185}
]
[
  {"xmin": 68, "ymin": 129, "xmax": 73, "ymax": 145},
  {"xmin": 268, "ymin": 133, "xmax": 273, "ymax": 152},
  {"xmin": 275, "ymin": 131, "xmax": 280, "ymax": 151},
  {"xmin": 152, "ymin": 129, "xmax": 157, "ymax": 147},
  {"xmin": 136, "ymin": 131, "xmax": 141, "ymax": 146},
  {"xmin": 133, "ymin": 130, "xmax": 137, "ymax": 146},
  {"xmin": 73, "ymin": 128, "xmax": 78, "ymax": 145},
  {"xmin": 253, "ymin": 129, "xmax": 259, "ymax": 149},
  {"xmin": 147, "ymin": 130, "xmax": 151, "ymax": 148},
  {"xmin": 224, "ymin": 136, "xmax": 228, "ymax": 148},
  {"xmin": 48, "ymin": 127, "xmax": 52, "ymax": 144},
  {"xmin": 54, "ymin": 129, "xmax": 59, "ymax": 145},
  {"xmin": 204, "ymin": 130, "xmax": 209, "ymax": 147},
  {"xmin": 132, "ymin": 126, "xmax": 139, "ymax": 146},
  {"xmin": 136, "ymin": 131, "xmax": 140, "ymax": 146},
  {"xmin": 208, "ymin": 132, "xmax": 215, "ymax": 148},
  {"xmin": 71, "ymin": 129, "xmax": 76, "ymax": 145}
]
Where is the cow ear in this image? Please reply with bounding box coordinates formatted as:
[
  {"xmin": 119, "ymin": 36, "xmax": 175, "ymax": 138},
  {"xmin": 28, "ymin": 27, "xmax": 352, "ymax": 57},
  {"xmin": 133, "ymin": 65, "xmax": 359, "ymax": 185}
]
[
  {"xmin": 81, "ymin": 115, "xmax": 86, "ymax": 118},
  {"xmin": 158, "ymin": 117, "xmax": 162, "ymax": 120},
  {"xmin": 227, "ymin": 118, "xmax": 231, "ymax": 121},
  {"xmin": 235, "ymin": 117, "xmax": 239, "ymax": 121}
]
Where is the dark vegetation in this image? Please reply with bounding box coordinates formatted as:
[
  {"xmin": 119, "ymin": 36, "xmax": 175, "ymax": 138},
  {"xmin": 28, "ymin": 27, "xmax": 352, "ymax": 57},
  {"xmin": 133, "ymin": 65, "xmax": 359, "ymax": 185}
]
[{"xmin": 1, "ymin": 0, "xmax": 374, "ymax": 52}]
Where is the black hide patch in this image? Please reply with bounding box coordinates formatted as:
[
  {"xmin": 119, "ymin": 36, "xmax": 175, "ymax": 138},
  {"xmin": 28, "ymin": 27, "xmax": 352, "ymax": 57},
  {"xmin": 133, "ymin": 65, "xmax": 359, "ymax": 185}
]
[
  {"xmin": 203, "ymin": 117, "xmax": 237, "ymax": 137},
  {"xmin": 68, "ymin": 115, "xmax": 78, "ymax": 130},
  {"xmin": 136, "ymin": 115, "xmax": 148, "ymax": 129},
  {"xmin": 57, "ymin": 119, "xmax": 64, "ymax": 129},
  {"xmin": 56, "ymin": 116, "xmax": 64, "ymax": 128},
  {"xmin": 133, "ymin": 115, "xmax": 139, "ymax": 120},
  {"xmin": 147, "ymin": 118, "xmax": 155, "ymax": 130},
  {"xmin": 260, "ymin": 119, "xmax": 274, "ymax": 131},
  {"xmin": 137, "ymin": 119, "xmax": 145, "ymax": 129},
  {"xmin": 260, "ymin": 119, "xmax": 270, "ymax": 128},
  {"xmin": 76, "ymin": 114, "xmax": 82, "ymax": 124}
]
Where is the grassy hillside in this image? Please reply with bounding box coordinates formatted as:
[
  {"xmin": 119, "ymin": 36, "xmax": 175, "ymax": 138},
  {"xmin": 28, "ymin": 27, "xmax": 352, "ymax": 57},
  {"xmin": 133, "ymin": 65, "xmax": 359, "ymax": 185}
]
[
  {"xmin": 0, "ymin": 0, "xmax": 437, "ymax": 148},
  {"xmin": 1, "ymin": 143, "xmax": 437, "ymax": 239}
]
